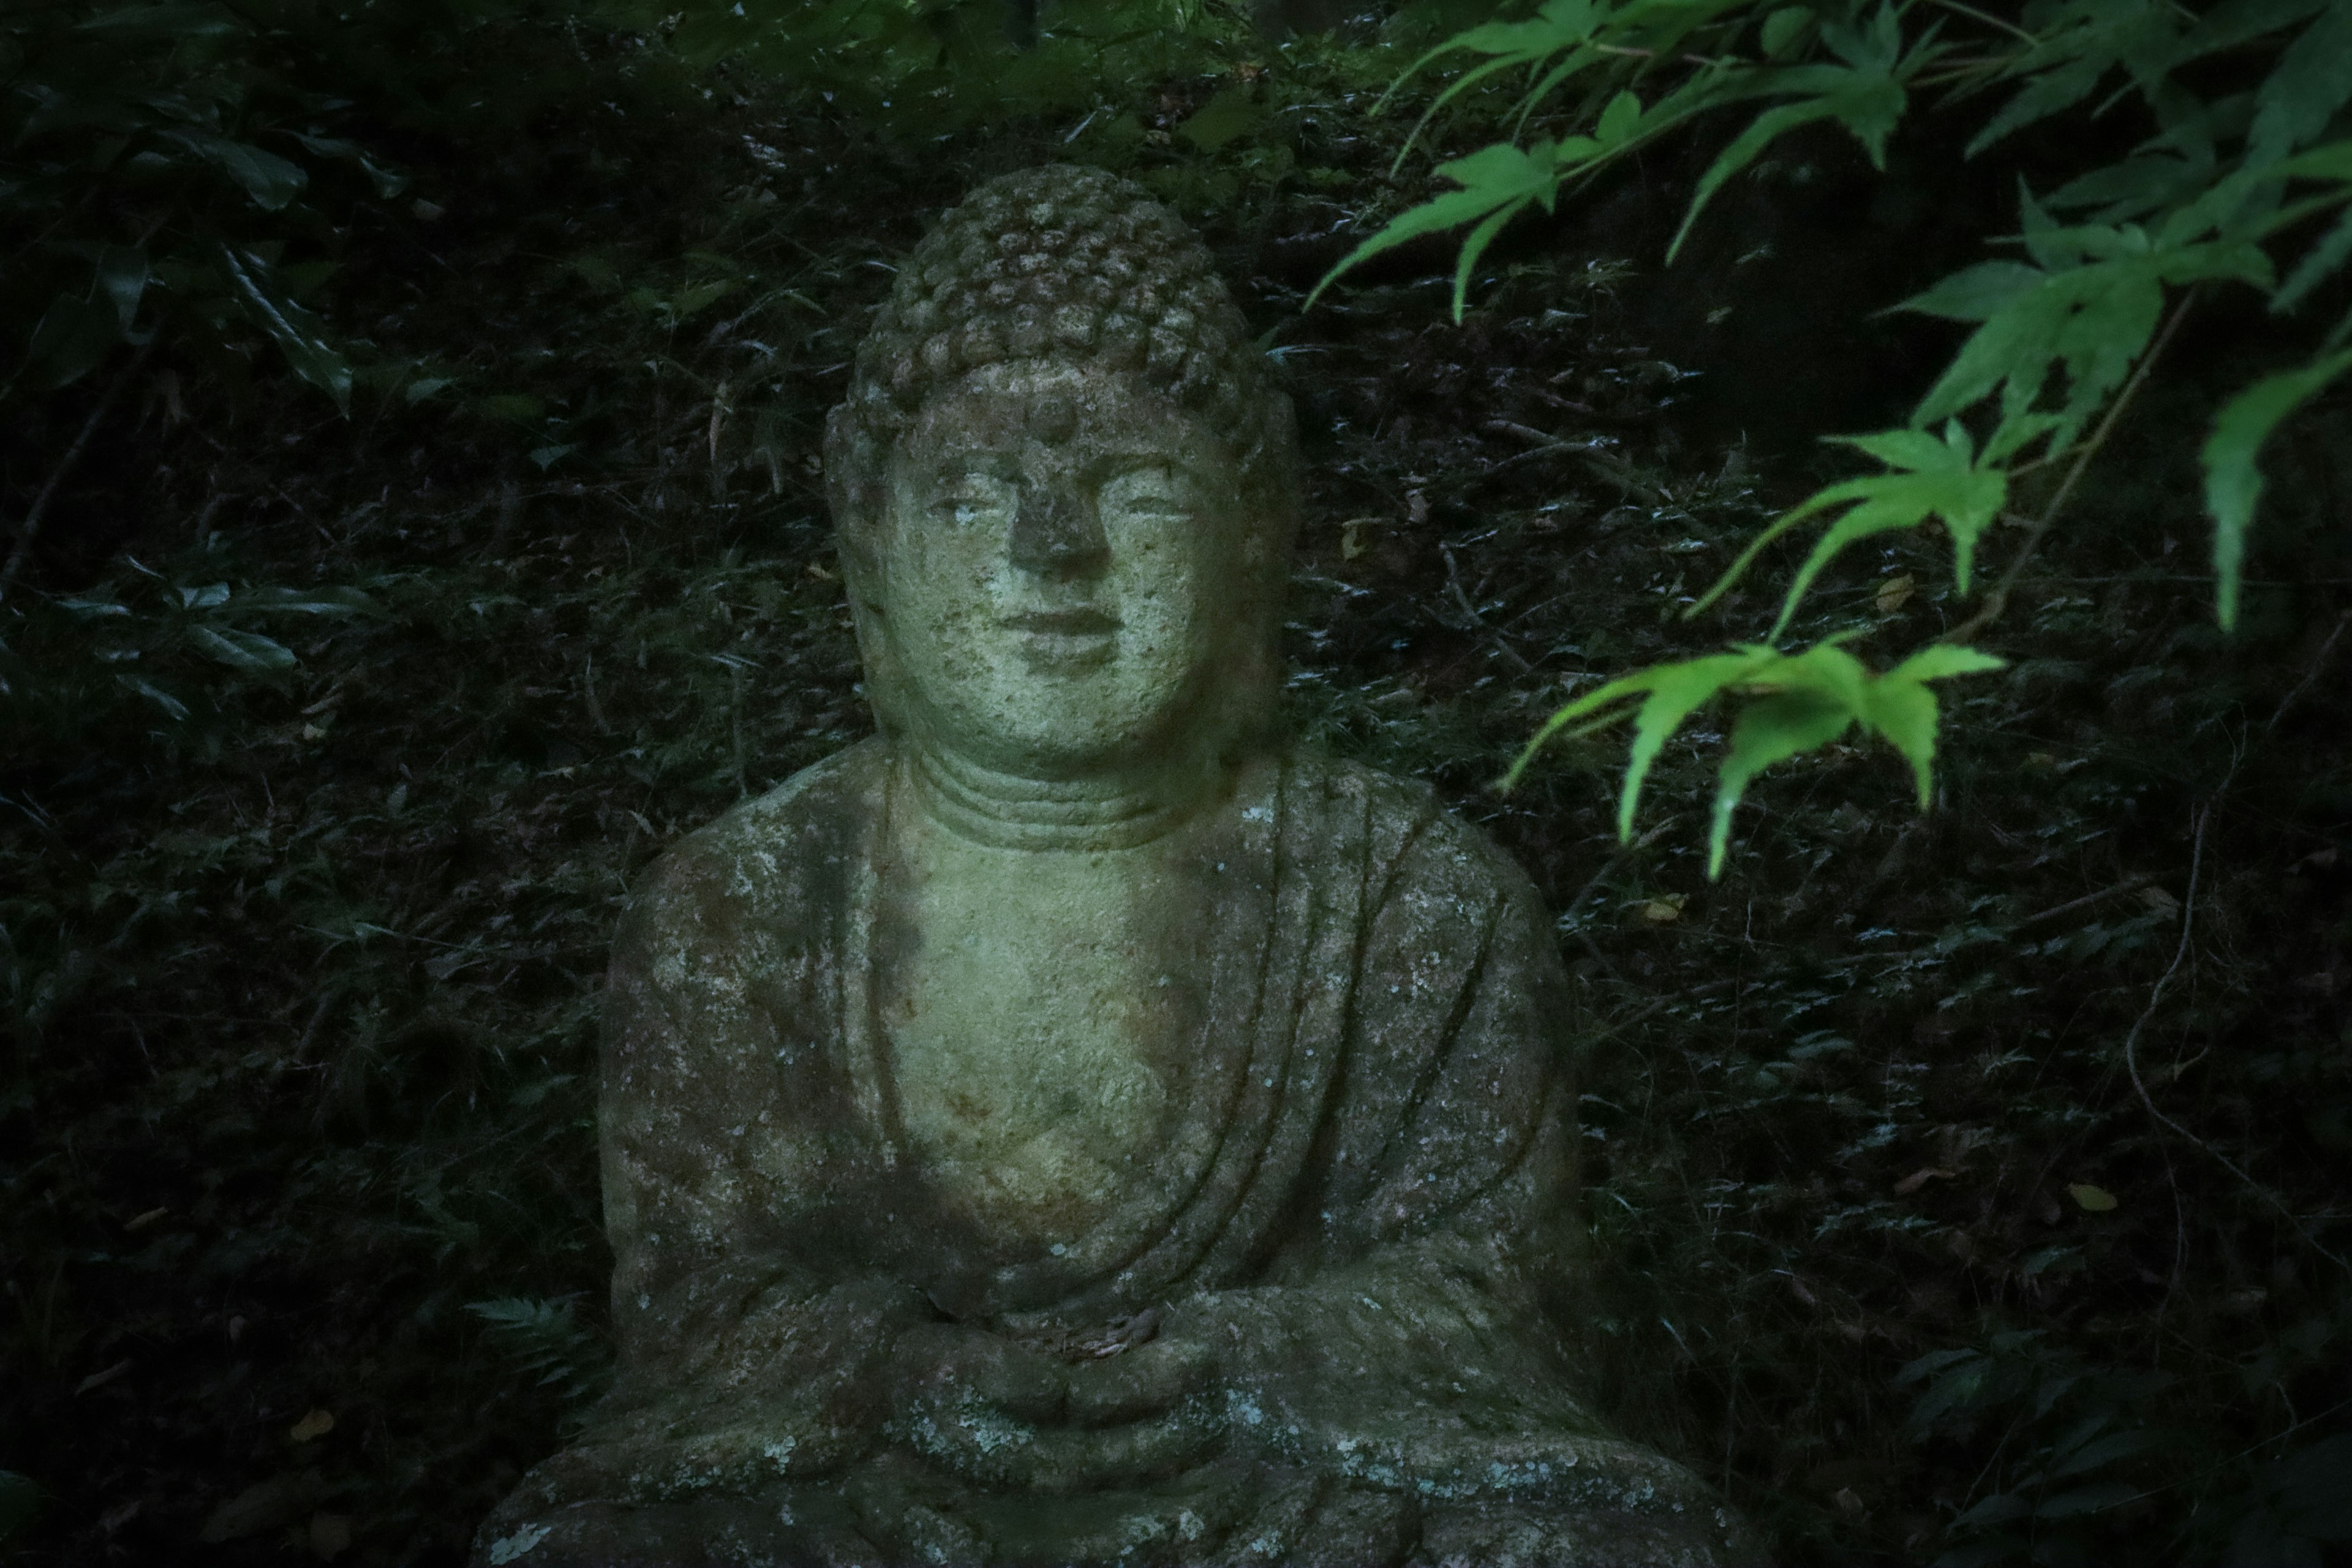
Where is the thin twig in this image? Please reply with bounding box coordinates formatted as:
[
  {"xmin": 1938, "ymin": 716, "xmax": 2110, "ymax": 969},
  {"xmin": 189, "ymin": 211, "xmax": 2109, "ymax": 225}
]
[
  {"xmin": 2124, "ymin": 804, "xmax": 2352, "ymax": 1277},
  {"xmin": 2, "ymin": 340, "xmax": 157, "ymax": 598},
  {"xmin": 1942, "ymin": 295, "xmax": 2197, "ymax": 646},
  {"xmin": 2256, "ymin": 609, "xmax": 2351, "ymax": 745}
]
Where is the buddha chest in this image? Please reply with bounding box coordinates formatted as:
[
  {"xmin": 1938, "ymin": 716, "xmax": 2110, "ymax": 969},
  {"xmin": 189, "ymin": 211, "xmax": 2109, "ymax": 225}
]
[{"xmin": 878, "ymin": 826, "xmax": 1204, "ymax": 1245}]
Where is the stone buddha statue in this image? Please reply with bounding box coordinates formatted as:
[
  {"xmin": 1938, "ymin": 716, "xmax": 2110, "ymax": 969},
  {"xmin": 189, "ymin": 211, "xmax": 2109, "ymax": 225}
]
[{"xmin": 472, "ymin": 165, "xmax": 1758, "ymax": 1568}]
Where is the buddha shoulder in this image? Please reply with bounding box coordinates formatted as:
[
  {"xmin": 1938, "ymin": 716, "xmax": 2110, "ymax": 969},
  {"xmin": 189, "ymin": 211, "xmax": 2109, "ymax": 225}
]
[
  {"xmin": 1286, "ymin": 748, "xmax": 1548, "ymax": 918},
  {"xmin": 614, "ymin": 739, "xmax": 891, "ymax": 968}
]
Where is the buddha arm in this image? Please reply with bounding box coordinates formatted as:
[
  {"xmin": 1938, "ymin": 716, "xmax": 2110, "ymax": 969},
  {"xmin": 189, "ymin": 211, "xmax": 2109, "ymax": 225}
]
[
  {"xmin": 585, "ymin": 843, "xmax": 930, "ymax": 1479},
  {"xmin": 1169, "ymin": 802, "xmax": 1621, "ymax": 1491}
]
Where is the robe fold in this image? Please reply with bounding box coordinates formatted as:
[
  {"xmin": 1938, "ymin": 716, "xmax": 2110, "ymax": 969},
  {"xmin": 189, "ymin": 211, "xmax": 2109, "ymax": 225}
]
[{"xmin": 471, "ymin": 739, "xmax": 1760, "ymax": 1568}]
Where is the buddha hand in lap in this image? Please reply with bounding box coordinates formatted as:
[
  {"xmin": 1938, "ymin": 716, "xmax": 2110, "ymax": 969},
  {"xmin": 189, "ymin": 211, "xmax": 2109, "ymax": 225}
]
[{"xmin": 472, "ymin": 165, "xmax": 1762, "ymax": 1568}]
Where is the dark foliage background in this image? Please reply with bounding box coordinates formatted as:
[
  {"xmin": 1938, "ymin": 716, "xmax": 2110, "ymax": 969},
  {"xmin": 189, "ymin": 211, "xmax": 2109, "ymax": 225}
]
[{"xmin": 4, "ymin": 0, "xmax": 2347, "ymax": 1562}]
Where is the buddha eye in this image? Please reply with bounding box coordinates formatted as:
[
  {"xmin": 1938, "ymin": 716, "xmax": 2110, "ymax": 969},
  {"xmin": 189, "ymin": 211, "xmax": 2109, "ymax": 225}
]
[{"xmin": 1099, "ymin": 466, "xmax": 1194, "ymax": 522}]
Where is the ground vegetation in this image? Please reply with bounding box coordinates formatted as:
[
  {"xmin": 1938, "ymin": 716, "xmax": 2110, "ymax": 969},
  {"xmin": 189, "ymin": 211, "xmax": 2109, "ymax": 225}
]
[{"xmin": 2, "ymin": 0, "xmax": 2347, "ymax": 1563}]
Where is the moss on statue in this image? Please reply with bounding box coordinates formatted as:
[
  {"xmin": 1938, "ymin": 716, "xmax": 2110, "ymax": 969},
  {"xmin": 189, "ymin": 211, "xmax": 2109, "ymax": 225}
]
[{"xmin": 471, "ymin": 165, "xmax": 1762, "ymax": 1568}]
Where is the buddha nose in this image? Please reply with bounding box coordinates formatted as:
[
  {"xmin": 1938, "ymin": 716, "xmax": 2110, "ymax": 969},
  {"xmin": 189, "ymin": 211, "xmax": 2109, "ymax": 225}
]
[{"xmin": 1006, "ymin": 486, "xmax": 1109, "ymax": 578}]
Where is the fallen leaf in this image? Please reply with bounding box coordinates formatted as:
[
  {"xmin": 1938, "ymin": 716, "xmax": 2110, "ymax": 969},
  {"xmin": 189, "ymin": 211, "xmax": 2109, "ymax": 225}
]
[
  {"xmin": 1895, "ymin": 1167, "xmax": 1956, "ymax": 1196},
  {"xmin": 123, "ymin": 1206, "xmax": 170, "ymax": 1232},
  {"xmin": 1874, "ymin": 573, "xmax": 1915, "ymax": 612},
  {"xmin": 1833, "ymin": 1486, "xmax": 1868, "ymax": 1516},
  {"xmin": 1637, "ymin": 894, "xmax": 1687, "ymax": 924},
  {"xmin": 309, "ymin": 1510, "xmax": 353, "ymax": 1559},
  {"xmin": 804, "ymin": 560, "xmax": 836, "ymax": 581},
  {"xmin": 2068, "ymin": 1183, "xmax": 2119, "ymax": 1212},
  {"xmin": 74, "ymin": 1360, "xmax": 130, "ymax": 1396},
  {"xmin": 1406, "ymin": 489, "xmax": 1429, "ymax": 525},
  {"xmin": 2138, "ymin": 884, "xmax": 2180, "ymax": 914},
  {"xmin": 289, "ymin": 1408, "xmax": 335, "ymax": 1443}
]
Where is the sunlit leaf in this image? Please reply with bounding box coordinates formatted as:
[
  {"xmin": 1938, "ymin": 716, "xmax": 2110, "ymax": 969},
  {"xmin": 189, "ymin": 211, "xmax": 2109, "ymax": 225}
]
[
  {"xmin": 1691, "ymin": 421, "xmax": 2006, "ymax": 631},
  {"xmin": 2202, "ymin": 348, "xmax": 2352, "ymax": 628},
  {"xmin": 1502, "ymin": 638, "xmax": 2003, "ymax": 877},
  {"xmin": 1310, "ymin": 141, "xmax": 1566, "ymax": 317}
]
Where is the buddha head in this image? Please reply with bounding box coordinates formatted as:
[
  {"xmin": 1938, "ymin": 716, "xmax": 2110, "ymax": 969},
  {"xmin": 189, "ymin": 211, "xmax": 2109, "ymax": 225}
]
[{"xmin": 823, "ymin": 165, "xmax": 1300, "ymax": 783}]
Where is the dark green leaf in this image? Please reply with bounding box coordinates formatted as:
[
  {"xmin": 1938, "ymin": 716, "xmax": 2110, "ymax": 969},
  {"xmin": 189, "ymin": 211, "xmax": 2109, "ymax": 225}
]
[
  {"xmin": 160, "ymin": 129, "xmax": 308, "ymax": 211},
  {"xmin": 1901, "ymin": 260, "xmax": 2047, "ymax": 322},
  {"xmin": 95, "ymin": 246, "xmax": 149, "ymax": 333},
  {"xmin": 0, "ymin": 1470, "xmax": 40, "ymax": 1541},
  {"xmin": 15, "ymin": 293, "xmax": 123, "ymax": 390},
  {"xmin": 2273, "ymin": 202, "xmax": 2352, "ymax": 312},
  {"xmin": 1310, "ymin": 141, "xmax": 1567, "ymax": 314},
  {"xmin": 74, "ymin": 2, "xmax": 244, "ymax": 40},
  {"xmin": 1177, "ymin": 88, "xmax": 1262, "ymax": 151},
  {"xmin": 2035, "ymin": 1480, "xmax": 2139, "ymax": 1518},
  {"xmin": 285, "ymin": 130, "xmax": 410, "ymax": 199},
  {"xmin": 187, "ymin": 625, "xmax": 297, "ymax": 671},
  {"xmin": 2248, "ymin": 0, "xmax": 2352, "ymax": 157},
  {"xmin": 216, "ymin": 245, "xmax": 351, "ymax": 412},
  {"xmin": 115, "ymin": 674, "xmax": 189, "ymax": 720}
]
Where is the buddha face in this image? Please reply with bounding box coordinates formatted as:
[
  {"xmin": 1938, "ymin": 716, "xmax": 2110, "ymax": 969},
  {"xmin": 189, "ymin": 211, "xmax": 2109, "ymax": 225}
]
[{"xmin": 870, "ymin": 362, "xmax": 1255, "ymax": 778}]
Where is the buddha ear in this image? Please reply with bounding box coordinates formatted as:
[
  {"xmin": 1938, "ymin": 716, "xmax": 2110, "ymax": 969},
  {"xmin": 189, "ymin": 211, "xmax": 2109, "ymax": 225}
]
[{"xmin": 822, "ymin": 404, "xmax": 889, "ymax": 592}]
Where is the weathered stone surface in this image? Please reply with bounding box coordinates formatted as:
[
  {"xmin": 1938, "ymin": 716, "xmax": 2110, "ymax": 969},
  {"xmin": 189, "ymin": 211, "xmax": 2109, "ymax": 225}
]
[{"xmin": 472, "ymin": 165, "xmax": 1760, "ymax": 1568}]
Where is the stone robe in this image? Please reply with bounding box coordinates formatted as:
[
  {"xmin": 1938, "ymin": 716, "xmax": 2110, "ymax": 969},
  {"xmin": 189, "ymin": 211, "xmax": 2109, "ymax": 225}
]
[{"xmin": 471, "ymin": 739, "xmax": 1757, "ymax": 1567}]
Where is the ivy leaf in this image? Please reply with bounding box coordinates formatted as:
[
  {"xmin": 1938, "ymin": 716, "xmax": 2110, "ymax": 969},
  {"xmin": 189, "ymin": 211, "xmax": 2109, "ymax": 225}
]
[
  {"xmin": 2202, "ymin": 347, "xmax": 2352, "ymax": 629},
  {"xmin": 1691, "ymin": 421, "xmax": 2007, "ymax": 633},
  {"xmin": 187, "ymin": 625, "xmax": 297, "ymax": 671}
]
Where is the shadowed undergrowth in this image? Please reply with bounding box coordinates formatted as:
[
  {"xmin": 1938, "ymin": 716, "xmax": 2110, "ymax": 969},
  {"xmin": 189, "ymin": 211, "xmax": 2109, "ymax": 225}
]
[{"xmin": 3, "ymin": 9, "xmax": 2349, "ymax": 1563}]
